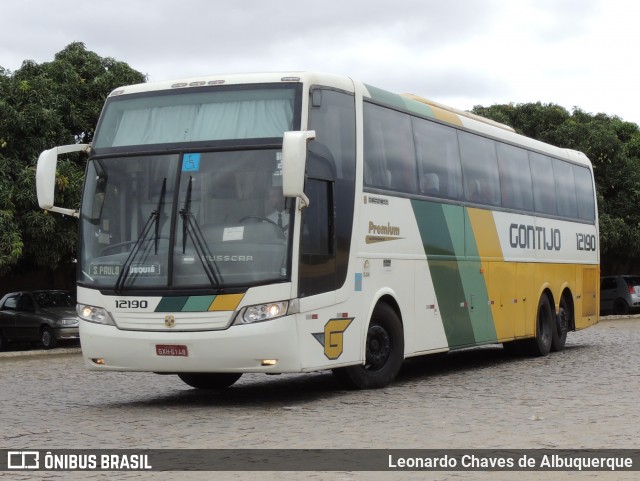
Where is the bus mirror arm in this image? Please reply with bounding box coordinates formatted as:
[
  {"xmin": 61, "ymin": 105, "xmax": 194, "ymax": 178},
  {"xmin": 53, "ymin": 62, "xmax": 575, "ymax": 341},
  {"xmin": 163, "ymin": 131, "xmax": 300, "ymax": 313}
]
[
  {"xmin": 36, "ymin": 143, "xmax": 91, "ymax": 217},
  {"xmin": 282, "ymin": 130, "xmax": 316, "ymax": 209}
]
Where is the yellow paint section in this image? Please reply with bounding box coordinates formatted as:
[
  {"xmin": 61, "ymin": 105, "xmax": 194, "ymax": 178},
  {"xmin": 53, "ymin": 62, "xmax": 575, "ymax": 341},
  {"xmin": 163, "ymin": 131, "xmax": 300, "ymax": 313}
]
[
  {"xmin": 323, "ymin": 318, "xmax": 354, "ymax": 360},
  {"xmin": 467, "ymin": 209, "xmax": 503, "ymax": 259},
  {"xmin": 466, "ymin": 208, "xmax": 512, "ymax": 339},
  {"xmin": 208, "ymin": 293, "xmax": 245, "ymax": 311},
  {"xmin": 432, "ymin": 108, "xmax": 463, "ymax": 126},
  {"xmin": 466, "ymin": 208, "xmax": 599, "ymax": 342},
  {"xmin": 401, "ymin": 93, "xmax": 463, "ymax": 126}
]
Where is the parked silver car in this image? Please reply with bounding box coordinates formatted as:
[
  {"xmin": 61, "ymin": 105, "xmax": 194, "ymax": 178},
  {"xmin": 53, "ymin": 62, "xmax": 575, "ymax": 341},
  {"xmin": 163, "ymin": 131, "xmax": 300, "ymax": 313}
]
[
  {"xmin": 600, "ymin": 276, "xmax": 640, "ymax": 315},
  {"xmin": 0, "ymin": 290, "xmax": 79, "ymax": 350}
]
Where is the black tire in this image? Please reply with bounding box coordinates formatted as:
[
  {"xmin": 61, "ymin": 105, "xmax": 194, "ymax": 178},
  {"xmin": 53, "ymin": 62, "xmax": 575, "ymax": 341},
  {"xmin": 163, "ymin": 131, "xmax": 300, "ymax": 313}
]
[
  {"xmin": 551, "ymin": 296, "xmax": 570, "ymax": 352},
  {"xmin": 522, "ymin": 294, "xmax": 553, "ymax": 357},
  {"xmin": 178, "ymin": 372, "xmax": 242, "ymax": 389},
  {"xmin": 41, "ymin": 326, "xmax": 57, "ymax": 350},
  {"xmin": 613, "ymin": 298, "xmax": 630, "ymax": 315},
  {"xmin": 332, "ymin": 303, "xmax": 404, "ymax": 389}
]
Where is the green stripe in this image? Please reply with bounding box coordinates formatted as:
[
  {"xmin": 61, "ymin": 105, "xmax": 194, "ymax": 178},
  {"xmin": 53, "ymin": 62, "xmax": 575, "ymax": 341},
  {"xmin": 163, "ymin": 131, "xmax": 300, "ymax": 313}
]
[
  {"xmin": 411, "ymin": 200, "xmax": 497, "ymax": 347},
  {"xmin": 412, "ymin": 200, "xmax": 475, "ymax": 346},
  {"xmin": 182, "ymin": 295, "xmax": 216, "ymax": 312},
  {"xmin": 460, "ymin": 210, "xmax": 497, "ymax": 343},
  {"xmin": 364, "ymin": 84, "xmax": 436, "ymax": 119},
  {"xmin": 155, "ymin": 296, "xmax": 188, "ymax": 312}
]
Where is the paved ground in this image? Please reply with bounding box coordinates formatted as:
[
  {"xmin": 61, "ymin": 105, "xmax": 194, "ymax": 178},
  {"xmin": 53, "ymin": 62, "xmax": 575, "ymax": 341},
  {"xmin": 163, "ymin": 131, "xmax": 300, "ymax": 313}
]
[{"xmin": 1, "ymin": 316, "xmax": 638, "ymax": 480}]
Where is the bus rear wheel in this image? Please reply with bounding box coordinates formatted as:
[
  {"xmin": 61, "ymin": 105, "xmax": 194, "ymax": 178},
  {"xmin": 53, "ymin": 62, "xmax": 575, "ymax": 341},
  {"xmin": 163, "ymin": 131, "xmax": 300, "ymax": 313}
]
[
  {"xmin": 178, "ymin": 373, "xmax": 242, "ymax": 389},
  {"xmin": 523, "ymin": 294, "xmax": 553, "ymax": 357},
  {"xmin": 551, "ymin": 296, "xmax": 570, "ymax": 352},
  {"xmin": 332, "ymin": 303, "xmax": 404, "ymax": 389}
]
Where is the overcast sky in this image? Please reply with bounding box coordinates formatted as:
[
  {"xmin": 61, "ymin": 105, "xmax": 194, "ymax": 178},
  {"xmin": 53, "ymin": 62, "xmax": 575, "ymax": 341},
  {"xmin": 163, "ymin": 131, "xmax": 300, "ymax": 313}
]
[{"xmin": 3, "ymin": 0, "xmax": 640, "ymax": 125}]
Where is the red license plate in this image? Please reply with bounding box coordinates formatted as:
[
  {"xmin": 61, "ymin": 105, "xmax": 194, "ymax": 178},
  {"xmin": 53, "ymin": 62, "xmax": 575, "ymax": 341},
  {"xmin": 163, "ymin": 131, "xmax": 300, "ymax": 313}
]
[{"xmin": 156, "ymin": 344, "xmax": 188, "ymax": 357}]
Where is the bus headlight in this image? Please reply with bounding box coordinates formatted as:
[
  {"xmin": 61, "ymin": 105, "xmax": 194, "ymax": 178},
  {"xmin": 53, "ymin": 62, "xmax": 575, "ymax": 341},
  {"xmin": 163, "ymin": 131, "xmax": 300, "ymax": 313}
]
[
  {"xmin": 233, "ymin": 301, "xmax": 289, "ymax": 325},
  {"xmin": 77, "ymin": 304, "xmax": 115, "ymax": 326}
]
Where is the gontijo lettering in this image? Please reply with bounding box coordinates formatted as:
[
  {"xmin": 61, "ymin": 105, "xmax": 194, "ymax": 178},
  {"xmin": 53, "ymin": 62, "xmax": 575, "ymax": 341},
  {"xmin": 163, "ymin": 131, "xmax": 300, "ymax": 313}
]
[{"xmin": 509, "ymin": 223, "xmax": 561, "ymax": 251}]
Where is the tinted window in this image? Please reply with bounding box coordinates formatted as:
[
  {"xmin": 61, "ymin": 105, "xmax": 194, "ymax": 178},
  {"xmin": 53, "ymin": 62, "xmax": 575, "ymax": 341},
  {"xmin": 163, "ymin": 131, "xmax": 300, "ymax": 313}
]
[
  {"xmin": 363, "ymin": 103, "xmax": 417, "ymax": 193},
  {"xmin": 530, "ymin": 153, "xmax": 557, "ymax": 215},
  {"xmin": 553, "ymin": 159, "xmax": 578, "ymax": 218},
  {"xmin": 34, "ymin": 291, "xmax": 75, "ymax": 308},
  {"xmin": 574, "ymin": 165, "xmax": 596, "ymax": 222},
  {"xmin": 307, "ymin": 88, "xmax": 356, "ymax": 296},
  {"xmin": 1, "ymin": 294, "xmax": 19, "ymax": 311},
  {"xmin": 17, "ymin": 294, "xmax": 35, "ymax": 312},
  {"xmin": 308, "ymin": 89, "xmax": 356, "ymax": 182},
  {"xmin": 458, "ymin": 132, "xmax": 501, "ymax": 206},
  {"xmin": 94, "ymin": 85, "xmax": 299, "ymax": 149},
  {"xmin": 412, "ymin": 117, "xmax": 462, "ymax": 200},
  {"xmin": 497, "ymin": 143, "xmax": 534, "ymax": 211},
  {"xmin": 626, "ymin": 276, "xmax": 640, "ymax": 287},
  {"xmin": 600, "ymin": 278, "xmax": 616, "ymax": 290}
]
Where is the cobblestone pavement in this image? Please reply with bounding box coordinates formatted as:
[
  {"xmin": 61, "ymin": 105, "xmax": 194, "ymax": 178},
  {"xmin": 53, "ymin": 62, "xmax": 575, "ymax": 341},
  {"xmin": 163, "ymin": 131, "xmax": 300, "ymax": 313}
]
[{"xmin": 1, "ymin": 317, "xmax": 638, "ymax": 481}]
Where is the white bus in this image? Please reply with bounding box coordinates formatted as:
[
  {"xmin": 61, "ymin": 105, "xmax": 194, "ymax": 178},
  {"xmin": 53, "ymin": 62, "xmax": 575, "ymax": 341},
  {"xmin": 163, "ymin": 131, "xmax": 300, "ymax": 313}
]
[{"xmin": 36, "ymin": 72, "xmax": 599, "ymax": 389}]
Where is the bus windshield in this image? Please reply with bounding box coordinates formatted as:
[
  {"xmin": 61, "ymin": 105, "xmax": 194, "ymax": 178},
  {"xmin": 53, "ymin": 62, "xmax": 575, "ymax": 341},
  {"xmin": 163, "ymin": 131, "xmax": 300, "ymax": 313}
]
[
  {"xmin": 93, "ymin": 85, "xmax": 297, "ymax": 149},
  {"xmin": 79, "ymin": 149, "xmax": 293, "ymax": 292},
  {"xmin": 79, "ymin": 84, "xmax": 301, "ymax": 293}
]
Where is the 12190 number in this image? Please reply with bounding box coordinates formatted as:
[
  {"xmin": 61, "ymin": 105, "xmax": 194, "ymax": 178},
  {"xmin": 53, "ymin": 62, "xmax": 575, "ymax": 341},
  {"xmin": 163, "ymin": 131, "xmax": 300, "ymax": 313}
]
[
  {"xmin": 576, "ymin": 233, "xmax": 597, "ymax": 251},
  {"xmin": 115, "ymin": 300, "xmax": 149, "ymax": 309}
]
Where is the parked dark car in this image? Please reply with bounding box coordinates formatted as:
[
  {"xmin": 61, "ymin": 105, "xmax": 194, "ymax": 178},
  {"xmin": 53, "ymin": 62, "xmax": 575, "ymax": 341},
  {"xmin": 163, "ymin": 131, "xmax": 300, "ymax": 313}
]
[
  {"xmin": 0, "ymin": 290, "xmax": 79, "ymax": 350},
  {"xmin": 600, "ymin": 275, "xmax": 640, "ymax": 315}
]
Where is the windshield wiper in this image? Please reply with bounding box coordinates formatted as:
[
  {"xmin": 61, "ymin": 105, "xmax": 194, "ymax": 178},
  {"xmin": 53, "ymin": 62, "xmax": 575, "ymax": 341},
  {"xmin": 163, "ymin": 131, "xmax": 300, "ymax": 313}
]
[
  {"xmin": 179, "ymin": 176, "xmax": 223, "ymax": 286},
  {"xmin": 114, "ymin": 178, "xmax": 166, "ymax": 294},
  {"xmin": 155, "ymin": 178, "xmax": 167, "ymax": 255}
]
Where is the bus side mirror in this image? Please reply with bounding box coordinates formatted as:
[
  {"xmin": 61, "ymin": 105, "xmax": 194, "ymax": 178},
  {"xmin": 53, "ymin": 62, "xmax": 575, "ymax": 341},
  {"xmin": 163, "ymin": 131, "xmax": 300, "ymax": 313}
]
[
  {"xmin": 282, "ymin": 130, "xmax": 315, "ymax": 209},
  {"xmin": 36, "ymin": 143, "xmax": 90, "ymax": 217}
]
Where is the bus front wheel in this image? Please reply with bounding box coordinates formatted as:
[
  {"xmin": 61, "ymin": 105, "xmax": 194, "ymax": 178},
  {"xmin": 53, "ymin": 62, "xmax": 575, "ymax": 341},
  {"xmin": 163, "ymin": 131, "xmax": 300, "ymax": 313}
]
[
  {"xmin": 178, "ymin": 372, "xmax": 242, "ymax": 389},
  {"xmin": 332, "ymin": 303, "xmax": 404, "ymax": 389}
]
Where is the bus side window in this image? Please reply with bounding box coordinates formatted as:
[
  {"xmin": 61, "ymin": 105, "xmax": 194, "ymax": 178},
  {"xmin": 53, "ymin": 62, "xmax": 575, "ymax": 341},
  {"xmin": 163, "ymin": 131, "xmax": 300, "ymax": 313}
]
[
  {"xmin": 497, "ymin": 143, "xmax": 533, "ymax": 211},
  {"xmin": 574, "ymin": 165, "xmax": 596, "ymax": 222},
  {"xmin": 459, "ymin": 131, "xmax": 501, "ymax": 206},
  {"xmin": 413, "ymin": 116, "xmax": 462, "ymax": 200},
  {"xmin": 363, "ymin": 102, "xmax": 416, "ymax": 193},
  {"xmin": 299, "ymin": 177, "xmax": 336, "ymax": 297},
  {"xmin": 301, "ymin": 178, "xmax": 333, "ymax": 256},
  {"xmin": 553, "ymin": 158, "xmax": 578, "ymax": 218},
  {"xmin": 530, "ymin": 153, "xmax": 557, "ymax": 216}
]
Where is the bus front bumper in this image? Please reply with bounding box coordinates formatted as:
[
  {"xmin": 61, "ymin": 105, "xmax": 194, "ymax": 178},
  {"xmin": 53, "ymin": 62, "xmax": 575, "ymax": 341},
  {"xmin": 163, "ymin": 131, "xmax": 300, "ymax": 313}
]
[{"xmin": 79, "ymin": 316, "xmax": 301, "ymax": 373}]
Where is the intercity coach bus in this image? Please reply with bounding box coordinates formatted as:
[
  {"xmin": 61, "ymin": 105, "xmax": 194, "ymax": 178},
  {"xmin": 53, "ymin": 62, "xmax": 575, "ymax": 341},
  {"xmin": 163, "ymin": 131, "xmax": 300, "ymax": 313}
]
[{"xmin": 36, "ymin": 72, "xmax": 599, "ymax": 389}]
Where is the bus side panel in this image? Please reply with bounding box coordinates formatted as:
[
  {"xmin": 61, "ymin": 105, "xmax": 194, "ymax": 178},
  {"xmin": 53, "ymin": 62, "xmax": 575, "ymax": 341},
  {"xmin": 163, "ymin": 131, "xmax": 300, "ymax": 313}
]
[
  {"xmin": 359, "ymin": 196, "xmax": 450, "ymax": 358},
  {"xmin": 412, "ymin": 200, "xmax": 478, "ymax": 348},
  {"xmin": 576, "ymin": 266, "xmax": 599, "ymax": 329},
  {"xmin": 462, "ymin": 209, "xmax": 497, "ymax": 343}
]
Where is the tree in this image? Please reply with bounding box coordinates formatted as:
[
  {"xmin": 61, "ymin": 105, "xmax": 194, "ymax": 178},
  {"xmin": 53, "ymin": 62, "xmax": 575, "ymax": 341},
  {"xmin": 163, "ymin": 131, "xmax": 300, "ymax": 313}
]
[
  {"xmin": 0, "ymin": 42, "xmax": 145, "ymax": 277},
  {"xmin": 472, "ymin": 102, "xmax": 640, "ymax": 274}
]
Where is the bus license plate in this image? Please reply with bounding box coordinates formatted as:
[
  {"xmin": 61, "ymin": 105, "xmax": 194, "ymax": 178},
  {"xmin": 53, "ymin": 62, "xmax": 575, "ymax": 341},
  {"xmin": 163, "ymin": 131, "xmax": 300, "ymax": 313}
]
[{"xmin": 156, "ymin": 344, "xmax": 188, "ymax": 357}]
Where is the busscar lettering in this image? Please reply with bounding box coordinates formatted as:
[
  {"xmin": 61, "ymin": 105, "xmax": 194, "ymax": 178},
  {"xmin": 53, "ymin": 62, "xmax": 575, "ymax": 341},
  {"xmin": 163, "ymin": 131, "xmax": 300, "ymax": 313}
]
[
  {"xmin": 201, "ymin": 255, "xmax": 254, "ymax": 262},
  {"xmin": 509, "ymin": 223, "xmax": 561, "ymax": 251}
]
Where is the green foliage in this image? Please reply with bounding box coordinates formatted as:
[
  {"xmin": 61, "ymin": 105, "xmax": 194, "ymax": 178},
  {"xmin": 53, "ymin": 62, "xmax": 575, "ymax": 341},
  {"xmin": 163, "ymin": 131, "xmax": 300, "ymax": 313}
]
[
  {"xmin": 472, "ymin": 102, "xmax": 640, "ymax": 274},
  {"xmin": 0, "ymin": 42, "xmax": 145, "ymax": 275}
]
